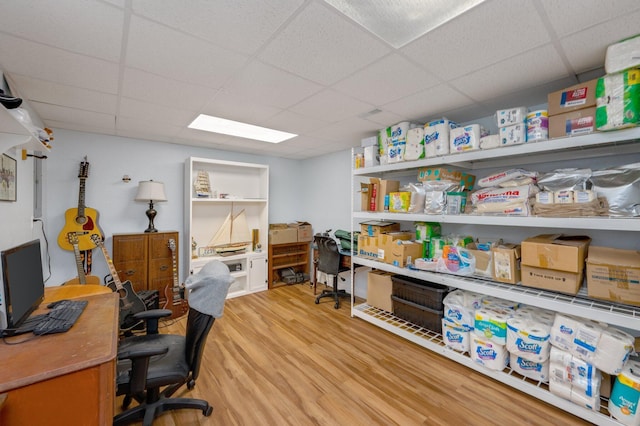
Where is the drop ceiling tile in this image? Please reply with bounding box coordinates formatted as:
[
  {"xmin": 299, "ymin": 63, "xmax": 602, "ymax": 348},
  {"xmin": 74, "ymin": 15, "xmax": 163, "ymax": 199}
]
[
  {"xmin": 175, "ymin": 127, "xmax": 233, "ymax": 144},
  {"xmin": 258, "ymin": 1, "xmax": 391, "ymax": 85},
  {"xmin": 439, "ymin": 103, "xmax": 495, "ymax": 126},
  {"xmin": 32, "ymin": 102, "xmax": 116, "ymax": 129},
  {"xmin": 450, "ymin": 45, "xmax": 568, "ymax": 102},
  {"xmin": 0, "ymin": 0, "xmax": 124, "ymax": 61},
  {"xmin": 126, "ymin": 16, "xmax": 248, "ymax": 88},
  {"xmin": 10, "ymin": 74, "xmax": 118, "ymax": 115},
  {"xmin": 119, "ymin": 98, "xmax": 196, "ymax": 126},
  {"xmin": 361, "ymin": 109, "xmax": 405, "ymax": 127},
  {"xmin": 132, "ymin": 0, "xmax": 305, "ymax": 55},
  {"xmin": 481, "ymin": 76, "xmax": 578, "ymax": 112},
  {"xmin": 220, "ymin": 61, "xmax": 323, "ymax": 109},
  {"xmin": 559, "ymin": 9, "xmax": 640, "ymax": 73},
  {"xmin": 333, "ymin": 53, "xmax": 440, "ymax": 105},
  {"xmin": 540, "ymin": 0, "xmax": 640, "ymax": 37},
  {"xmin": 116, "ymin": 116, "xmax": 182, "ymax": 140},
  {"xmin": 45, "ymin": 120, "xmax": 117, "ymax": 136},
  {"xmin": 0, "ymin": 35, "xmax": 119, "ymax": 93},
  {"xmin": 382, "ymin": 84, "xmax": 473, "ymax": 123},
  {"xmin": 261, "ymin": 110, "xmax": 328, "ymax": 135},
  {"xmin": 401, "ymin": 1, "xmax": 549, "ymax": 81},
  {"xmin": 310, "ymin": 117, "xmax": 379, "ymax": 143},
  {"xmin": 200, "ymin": 93, "xmax": 283, "ymax": 124},
  {"xmin": 289, "ymin": 89, "xmax": 374, "ymax": 123},
  {"xmin": 122, "ymin": 68, "xmax": 217, "ymax": 111}
]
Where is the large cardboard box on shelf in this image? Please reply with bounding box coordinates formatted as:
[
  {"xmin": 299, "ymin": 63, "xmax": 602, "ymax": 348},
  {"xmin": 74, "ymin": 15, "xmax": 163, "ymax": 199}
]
[
  {"xmin": 360, "ymin": 221, "xmax": 400, "ymax": 237},
  {"xmin": 360, "ymin": 182, "xmax": 375, "ymax": 211},
  {"xmin": 466, "ymin": 243, "xmax": 493, "ymax": 278},
  {"xmin": 416, "ymin": 167, "xmax": 476, "ymax": 190},
  {"xmin": 388, "ymin": 241, "xmax": 423, "ymax": 267},
  {"xmin": 521, "ymin": 265, "xmax": 584, "ymax": 295},
  {"xmin": 367, "ymin": 270, "xmax": 394, "ymax": 312},
  {"xmin": 371, "ymin": 177, "xmax": 400, "ymax": 212},
  {"xmin": 289, "ymin": 221, "xmax": 312, "ymax": 242},
  {"xmin": 492, "ymin": 244, "xmax": 521, "ymax": 284},
  {"xmin": 586, "ymin": 246, "xmax": 640, "ymax": 307},
  {"xmin": 521, "ymin": 234, "xmax": 591, "ymax": 273},
  {"xmin": 547, "ymin": 78, "xmax": 598, "ymax": 116},
  {"xmin": 268, "ymin": 224, "xmax": 298, "ymax": 245},
  {"xmin": 357, "ymin": 235, "xmax": 379, "ymax": 259},
  {"xmin": 378, "ymin": 232, "xmax": 414, "ymax": 264},
  {"xmin": 549, "ymin": 107, "xmax": 597, "ymax": 139}
]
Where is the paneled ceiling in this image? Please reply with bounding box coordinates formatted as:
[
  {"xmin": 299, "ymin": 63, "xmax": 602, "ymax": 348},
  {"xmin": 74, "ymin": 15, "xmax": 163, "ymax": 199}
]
[{"xmin": 0, "ymin": 0, "xmax": 639, "ymax": 159}]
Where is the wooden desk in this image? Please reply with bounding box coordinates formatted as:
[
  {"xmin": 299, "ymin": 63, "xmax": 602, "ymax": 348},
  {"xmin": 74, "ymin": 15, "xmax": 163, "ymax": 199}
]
[{"xmin": 0, "ymin": 287, "xmax": 118, "ymax": 425}]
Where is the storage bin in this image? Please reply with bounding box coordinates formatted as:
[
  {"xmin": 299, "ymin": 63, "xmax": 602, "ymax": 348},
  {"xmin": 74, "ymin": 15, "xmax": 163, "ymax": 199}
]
[
  {"xmin": 391, "ymin": 275, "xmax": 449, "ymax": 310},
  {"xmin": 391, "ymin": 295, "xmax": 444, "ymax": 333}
]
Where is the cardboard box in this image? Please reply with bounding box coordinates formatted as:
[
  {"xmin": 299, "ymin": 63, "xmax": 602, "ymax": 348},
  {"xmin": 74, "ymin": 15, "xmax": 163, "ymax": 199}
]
[
  {"xmin": 521, "ymin": 265, "xmax": 583, "ymax": 295},
  {"xmin": 549, "ymin": 107, "xmax": 597, "ymax": 139},
  {"xmin": 521, "ymin": 234, "xmax": 591, "ymax": 273},
  {"xmin": 492, "ymin": 244, "xmax": 521, "ymax": 284},
  {"xmin": 357, "ymin": 235, "xmax": 379, "ymax": 259},
  {"xmin": 416, "ymin": 167, "xmax": 476, "ymax": 190},
  {"xmin": 360, "ymin": 221, "xmax": 400, "ymax": 237},
  {"xmin": 367, "ymin": 270, "xmax": 394, "ymax": 312},
  {"xmin": 360, "ymin": 182, "xmax": 374, "ymax": 211},
  {"xmin": 586, "ymin": 246, "xmax": 640, "ymax": 307},
  {"xmin": 466, "ymin": 243, "xmax": 492, "ymax": 278},
  {"xmin": 378, "ymin": 232, "xmax": 414, "ymax": 263},
  {"xmin": 268, "ymin": 227, "xmax": 298, "ymax": 245},
  {"xmin": 388, "ymin": 241, "xmax": 423, "ymax": 267},
  {"xmin": 548, "ymin": 79, "xmax": 598, "ymax": 116},
  {"xmin": 289, "ymin": 221, "xmax": 312, "ymax": 242},
  {"xmin": 370, "ymin": 178, "xmax": 400, "ymax": 212}
]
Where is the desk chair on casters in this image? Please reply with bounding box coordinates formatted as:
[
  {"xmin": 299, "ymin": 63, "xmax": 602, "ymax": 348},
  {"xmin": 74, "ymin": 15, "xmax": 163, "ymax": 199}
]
[{"xmin": 314, "ymin": 235, "xmax": 350, "ymax": 309}]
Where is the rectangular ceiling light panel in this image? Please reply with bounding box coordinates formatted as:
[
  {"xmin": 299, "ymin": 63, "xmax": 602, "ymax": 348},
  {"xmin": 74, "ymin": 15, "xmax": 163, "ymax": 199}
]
[
  {"xmin": 324, "ymin": 0, "xmax": 486, "ymax": 48},
  {"xmin": 188, "ymin": 114, "xmax": 297, "ymax": 143}
]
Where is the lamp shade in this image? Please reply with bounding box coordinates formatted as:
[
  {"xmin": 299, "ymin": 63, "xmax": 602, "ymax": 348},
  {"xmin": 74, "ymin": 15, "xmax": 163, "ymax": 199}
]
[{"xmin": 135, "ymin": 180, "xmax": 167, "ymax": 202}]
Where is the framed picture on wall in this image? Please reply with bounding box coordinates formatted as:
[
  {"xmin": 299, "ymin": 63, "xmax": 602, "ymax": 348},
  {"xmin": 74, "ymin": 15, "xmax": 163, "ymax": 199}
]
[{"xmin": 0, "ymin": 153, "xmax": 17, "ymax": 202}]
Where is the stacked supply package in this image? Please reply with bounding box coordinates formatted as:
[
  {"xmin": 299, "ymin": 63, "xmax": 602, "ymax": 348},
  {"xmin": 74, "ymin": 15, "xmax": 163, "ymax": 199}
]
[
  {"xmin": 423, "ymin": 118, "xmax": 458, "ymax": 157},
  {"xmin": 390, "ymin": 275, "xmax": 448, "ymax": 333},
  {"xmin": 548, "ymin": 79, "xmax": 598, "ymax": 138},
  {"xmin": 442, "ymin": 289, "xmax": 482, "ymax": 352},
  {"xmin": 497, "ymin": 106, "xmax": 527, "ymax": 145}
]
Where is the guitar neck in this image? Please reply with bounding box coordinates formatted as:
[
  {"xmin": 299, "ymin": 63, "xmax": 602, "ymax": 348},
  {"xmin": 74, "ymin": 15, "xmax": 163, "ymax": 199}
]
[
  {"xmin": 97, "ymin": 243, "xmax": 123, "ymax": 291},
  {"xmin": 78, "ymin": 177, "xmax": 86, "ymax": 217},
  {"xmin": 72, "ymin": 243, "xmax": 87, "ymax": 284}
]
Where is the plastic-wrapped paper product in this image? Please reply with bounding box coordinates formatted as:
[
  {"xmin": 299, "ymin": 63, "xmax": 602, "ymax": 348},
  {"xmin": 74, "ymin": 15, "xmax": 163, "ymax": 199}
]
[
  {"xmin": 596, "ymin": 68, "xmax": 640, "ymax": 131},
  {"xmin": 404, "ymin": 127, "xmax": 424, "ymax": 161},
  {"xmin": 605, "ymin": 34, "xmax": 640, "ymax": 74},
  {"xmin": 478, "ymin": 169, "xmax": 537, "ymax": 188},
  {"xmin": 470, "ymin": 184, "xmax": 538, "ymax": 216},
  {"xmin": 537, "ymin": 168, "xmax": 591, "ymax": 192},
  {"xmin": 496, "ymin": 106, "xmax": 527, "ymax": 126},
  {"xmin": 406, "ymin": 183, "xmax": 426, "ymax": 213},
  {"xmin": 590, "ymin": 164, "xmax": 640, "ymax": 216}
]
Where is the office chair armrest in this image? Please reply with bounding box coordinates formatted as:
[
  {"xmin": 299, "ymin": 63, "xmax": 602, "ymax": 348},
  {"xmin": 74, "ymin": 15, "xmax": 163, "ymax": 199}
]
[
  {"xmin": 118, "ymin": 344, "xmax": 169, "ymax": 395},
  {"xmin": 133, "ymin": 309, "xmax": 173, "ymax": 335}
]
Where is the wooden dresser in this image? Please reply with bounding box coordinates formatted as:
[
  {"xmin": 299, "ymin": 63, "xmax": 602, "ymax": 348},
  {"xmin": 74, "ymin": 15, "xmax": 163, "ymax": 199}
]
[{"xmin": 112, "ymin": 231, "xmax": 179, "ymax": 307}]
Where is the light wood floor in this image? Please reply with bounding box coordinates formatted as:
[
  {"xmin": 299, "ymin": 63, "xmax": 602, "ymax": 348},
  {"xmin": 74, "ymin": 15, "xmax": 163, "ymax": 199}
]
[{"xmin": 116, "ymin": 284, "xmax": 590, "ymax": 425}]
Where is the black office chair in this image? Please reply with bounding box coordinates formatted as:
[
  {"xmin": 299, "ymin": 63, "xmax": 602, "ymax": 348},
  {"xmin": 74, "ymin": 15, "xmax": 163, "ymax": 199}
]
[
  {"xmin": 114, "ymin": 259, "xmax": 233, "ymax": 426},
  {"xmin": 314, "ymin": 234, "xmax": 350, "ymax": 309}
]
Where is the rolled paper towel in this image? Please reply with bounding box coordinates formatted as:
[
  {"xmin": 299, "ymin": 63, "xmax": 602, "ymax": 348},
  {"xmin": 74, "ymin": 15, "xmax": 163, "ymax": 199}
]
[
  {"xmin": 571, "ymin": 321, "xmax": 605, "ymax": 363},
  {"xmin": 549, "ymin": 349, "xmax": 601, "ymax": 396},
  {"xmin": 449, "ymin": 124, "xmax": 481, "ymax": 153},
  {"xmin": 424, "ymin": 119, "xmax": 456, "ymax": 156},
  {"xmin": 471, "ymin": 335, "xmax": 508, "ymax": 371},
  {"xmin": 404, "ymin": 127, "xmax": 424, "ymax": 161},
  {"xmin": 610, "ymin": 360, "xmax": 640, "ymax": 425},
  {"xmin": 549, "ymin": 376, "xmax": 572, "ymax": 400},
  {"xmin": 474, "ymin": 307, "xmax": 511, "ymax": 345},
  {"xmin": 482, "ymin": 296, "xmax": 519, "ymax": 311},
  {"xmin": 442, "ymin": 317, "xmax": 472, "ymax": 352},
  {"xmin": 506, "ymin": 317, "xmax": 551, "ymax": 363},
  {"xmin": 593, "ymin": 327, "xmax": 635, "ymax": 375},
  {"xmin": 551, "ymin": 314, "xmax": 583, "ymax": 352},
  {"xmin": 510, "ymin": 353, "xmax": 549, "ymax": 382},
  {"xmin": 570, "ymin": 388, "xmax": 601, "ymax": 412}
]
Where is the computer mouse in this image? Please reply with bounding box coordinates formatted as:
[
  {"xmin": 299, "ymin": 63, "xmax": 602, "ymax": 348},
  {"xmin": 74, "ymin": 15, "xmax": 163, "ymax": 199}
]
[{"xmin": 47, "ymin": 299, "xmax": 68, "ymax": 309}]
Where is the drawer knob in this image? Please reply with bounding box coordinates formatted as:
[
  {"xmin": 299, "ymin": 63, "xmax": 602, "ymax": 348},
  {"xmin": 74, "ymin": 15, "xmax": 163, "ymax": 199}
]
[{"xmin": 160, "ymin": 265, "xmax": 168, "ymax": 271}]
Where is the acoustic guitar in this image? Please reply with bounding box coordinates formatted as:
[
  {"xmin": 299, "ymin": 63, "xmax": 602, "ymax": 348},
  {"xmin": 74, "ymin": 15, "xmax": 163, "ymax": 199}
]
[
  {"xmin": 90, "ymin": 234, "xmax": 146, "ymax": 331},
  {"xmin": 58, "ymin": 157, "xmax": 103, "ymax": 251},
  {"xmin": 64, "ymin": 232, "xmax": 100, "ymax": 285},
  {"xmin": 163, "ymin": 238, "xmax": 189, "ymax": 319}
]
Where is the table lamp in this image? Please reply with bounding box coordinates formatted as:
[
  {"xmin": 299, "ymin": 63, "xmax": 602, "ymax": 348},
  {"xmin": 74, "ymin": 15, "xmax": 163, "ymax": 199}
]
[{"xmin": 135, "ymin": 180, "xmax": 167, "ymax": 233}]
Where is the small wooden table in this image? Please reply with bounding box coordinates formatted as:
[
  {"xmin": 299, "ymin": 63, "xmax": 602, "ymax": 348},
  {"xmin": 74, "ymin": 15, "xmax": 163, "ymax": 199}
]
[{"xmin": 0, "ymin": 286, "xmax": 118, "ymax": 425}]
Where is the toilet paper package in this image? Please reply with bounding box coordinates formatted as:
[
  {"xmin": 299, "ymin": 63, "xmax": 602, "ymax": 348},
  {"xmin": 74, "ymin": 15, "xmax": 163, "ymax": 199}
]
[
  {"xmin": 499, "ymin": 123, "xmax": 527, "ymax": 145},
  {"xmin": 510, "ymin": 353, "xmax": 549, "ymax": 382},
  {"xmin": 424, "ymin": 119, "xmax": 458, "ymax": 157},
  {"xmin": 550, "ymin": 314, "xmax": 582, "ymax": 352},
  {"xmin": 442, "ymin": 317, "xmax": 473, "ymax": 352},
  {"xmin": 596, "ymin": 69, "xmax": 640, "ymax": 131},
  {"xmin": 592, "ymin": 327, "xmax": 635, "ymax": 375},
  {"xmin": 549, "ymin": 376, "xmax": 601, "ymax": 411},
  {"xmin": 404, "ymin": 127, "xmax": 424, "ymax": 161},
  {"xmin": 450, "ymin": 124, "xmax": 481, "ymax": 154},
  {"xmin": 506, "ymin": 317, "xmax": 551, "ymax": 363},
  {"xmin": 471, "ymin": 335, "xmax": 509, "ymax": 371},
  {"xmin": 474, "ymin": 307, "xmax": 511, "ymax": 345},
  {"xmin": 606, "ymin": 34, "xmax": 640, "ymax": 74},
  {"xmin": 571, "ymin": 321, "xmax": 605, "ymax": 364},
  {"xmin": 481, "ymin": 296, "xmax": 519, "ymax": 311},
  {"xmin": 550, "ymin": 347, "xmax": 601, "ymax": 395},
  {"xmin": 526, "ymin": 110, "xmax": 549, "ymax": 142},
  {"xmin": 479, "ymin": 134, "xmax": 500, "ymax": 150},
  {"xmin": 443, "ymin": 290, "xmax": 479, "ymax": 328},
  {"xmin": 496, "ymin": 106, "xmax": 527, "ymax": 126},
  {"xmin": 610, "ymin": 360, "xmax": 640, "ymax": 425},
  {"xmin": 549, "ymin": 376, "xmax": 573, "ymax": 400}
]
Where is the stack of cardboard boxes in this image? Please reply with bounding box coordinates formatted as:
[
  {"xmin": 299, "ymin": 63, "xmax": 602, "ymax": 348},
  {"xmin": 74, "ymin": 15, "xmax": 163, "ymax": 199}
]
[
  {"xmin": 268, "ymin": 221, "xmax": 312, "ymax": 244},
  {"xmin": 548, "ymin": 79, "xmax": 599, "ymax": 139}
]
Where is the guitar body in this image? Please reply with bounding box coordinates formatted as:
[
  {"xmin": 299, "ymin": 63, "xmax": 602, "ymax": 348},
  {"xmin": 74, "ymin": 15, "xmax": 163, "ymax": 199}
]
[
  {"xmin": 107, "ymin": 279, "xmax": 147, "ymax": 330},
  {"xmin": 58, "ymin": 207, "xmax": 102, "ymax": 251}
]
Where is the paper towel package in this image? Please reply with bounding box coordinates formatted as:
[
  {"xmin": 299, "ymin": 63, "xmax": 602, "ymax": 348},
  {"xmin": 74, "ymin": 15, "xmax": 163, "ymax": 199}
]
[
  {"xmin": 610, "ymin": 360, "xmax": 640, "ymax": 425},
  {"xmin": 596, "ymin": 69, "xmax": 640, "ymax": 131},
  {"xmin": 479, "ymin": 134, "xmax": 500, "ymax": 150},
  {"xmin": 474, "ymin": 307, "xmax": 512, "ymax": 345},
  {"xmin": 496, "ymin": 106, "xmax": 527, "ymax": 126},
  {"xmin": 510, "ymin": 353, "xmax": 549, "ymax": 382},
  {"xmin": 550, "ymin": 313, "xmax": 582, "ymax": 352},
  {"xmin": 506, "ymin": 317, "xmax": 551, "ymax": 363},
  {"xmin": 442, "ymin": 317, "xmax": 473, "ymax": 352},
  {"xmin": 471, "ymin": 335, "xmax": 509, "ymax": 370},
  {"xmin": 592, "ymin": 327, "xmax": 635, "ymax": 375},
  {"xmin": 550, "ymin": 347, "xmax": 601, "ymax": 394},
  {"xmin": 424, "ymin": 119, "xmax": 458, "ymax": 157},
  {"xmin": 450, "ymin": 124, "xmax": 481, "ymax": 153},
  {"xmin": 404, "ymin": 127, "xmax": 424, "ymax": 161},
  {"xmin": 387, "ymin": 121, "xmax": 410, "ymax": 163},
  {"xmin": 605, "ymin": 34, "xmax": 640, "ymax": 74},
  {"xmin": 499, "ymin": 123, "xmax": 527, "ymax": 145}
]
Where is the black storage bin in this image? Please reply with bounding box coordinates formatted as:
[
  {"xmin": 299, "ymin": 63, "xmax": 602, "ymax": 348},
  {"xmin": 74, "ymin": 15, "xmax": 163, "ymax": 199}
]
[
  {"xmin": 391, "ymin": 275, "xmax": 448, "ymax": 310},
  {"xmin": 391, "ymin": 295, "xmax": 443, "ymax": 333}
]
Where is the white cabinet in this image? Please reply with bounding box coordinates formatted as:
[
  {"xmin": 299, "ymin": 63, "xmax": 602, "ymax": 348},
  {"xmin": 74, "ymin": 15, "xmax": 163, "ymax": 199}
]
[
  {"xmin": 185, "ymin": 157, "xmax": 269, "ymax": 298},
  {"xmin": 350, "ymin": 127, "xmax": 640, "ymax": 425}
]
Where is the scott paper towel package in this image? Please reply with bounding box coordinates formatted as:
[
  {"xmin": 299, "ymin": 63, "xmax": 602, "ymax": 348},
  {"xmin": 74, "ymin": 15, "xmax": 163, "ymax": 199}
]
[
  {"xmin": 606, "ymin": 34, "xmax": 640, "ymax": 74},
  {"xmin": 404, "ymin": 127, "xmax": 424, "ymax": 161},
  {"xmin": 506, "ymin": 317, "xmax": 552, "ymax": 363},
  {"xmin": 596, "ymin": 69, "xmax": 640, "ymax": 131},
  {"xmin": 510, "ymin": 353, "xmax": 549, "ymax": 382},
  {"xmin": 387, "ymin": 121, "xmax": 410, "ymax": 163},
  {"xmin": 424, "ymin": 119, "xmax": 458, "ymax": 157},
  {"xmin": 471, "ymin": 335, "xmax": 509, "ymax": 371},
  {"xmin": 610, "ymin": 360, "xmax": 640, "ymax": 425},
  {"xmin": 442, "ymin": 317, "xmax": 473, "ymax": 352},
  {"xmin": 450, "ymin": 124, "xmax": 481, "ymax": 154},
  {"xmin": 496, "ymin": 106, "xmax": 527, "ymax": 126}
]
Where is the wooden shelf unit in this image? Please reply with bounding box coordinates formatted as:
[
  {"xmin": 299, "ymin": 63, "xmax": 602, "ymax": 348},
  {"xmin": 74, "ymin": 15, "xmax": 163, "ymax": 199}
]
[{"xmin": 268, "ymin": 242, "xmax": 310, "ymax": 288}]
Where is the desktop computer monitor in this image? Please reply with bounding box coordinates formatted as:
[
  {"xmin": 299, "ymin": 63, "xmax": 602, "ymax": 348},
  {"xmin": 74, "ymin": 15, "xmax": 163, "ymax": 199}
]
[{"xmin": 0, "ymin": 239, "xmax": 45, "ymax": 331}]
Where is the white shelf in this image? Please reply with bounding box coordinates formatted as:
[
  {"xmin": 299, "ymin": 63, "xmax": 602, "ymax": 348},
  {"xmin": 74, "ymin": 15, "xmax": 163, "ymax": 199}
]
[{"xmin": 352, "ymin": 304, "xmax": 619, "ymax": 426}]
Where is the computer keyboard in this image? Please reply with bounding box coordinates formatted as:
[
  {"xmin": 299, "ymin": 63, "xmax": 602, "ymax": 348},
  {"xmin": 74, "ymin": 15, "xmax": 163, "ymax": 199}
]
[{"xmin": 33, "ymin": 300, "xmax": 88, "ymax": 335}]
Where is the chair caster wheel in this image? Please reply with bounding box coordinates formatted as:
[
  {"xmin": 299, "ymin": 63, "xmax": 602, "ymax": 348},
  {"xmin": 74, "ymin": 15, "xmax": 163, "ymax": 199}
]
[
  {"xmin": 187, "ymin": 379, "xmax": 196, "ymax": 390},
  {"xmin": 204, "ymin": 406, "xmax": 213, "ymax": 417},
  {"xmin": 334, "ymin": 303, "xmax": 340, "ymax": 309},
  {"xmin": 122, "ymin": 395, "xmax": 132, "ymax": 409},
  {"xmin": 315, "ymin": 298, "xmax": 320, "ymax": 304}
]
